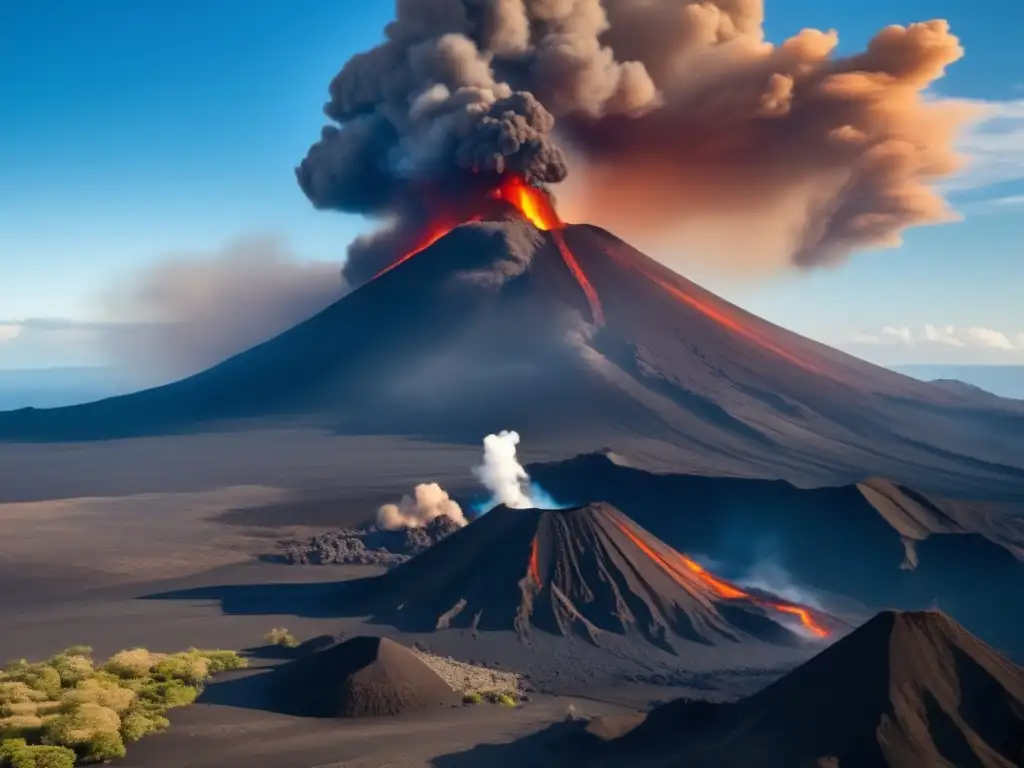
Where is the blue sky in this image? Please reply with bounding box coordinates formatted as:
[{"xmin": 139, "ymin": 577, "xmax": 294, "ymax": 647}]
[{"xmin": 1, "ymin": 0, "xmax": 1023, "ymax": 371}]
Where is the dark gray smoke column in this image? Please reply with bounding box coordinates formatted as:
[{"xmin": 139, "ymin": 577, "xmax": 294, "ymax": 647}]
[
  {"xmin": 295, "ymin": 0, "xmax": 658, "ymax": 284},
  {"xmin": 298, "ymin": 1, "xmax": 973, "ymax": 282}
]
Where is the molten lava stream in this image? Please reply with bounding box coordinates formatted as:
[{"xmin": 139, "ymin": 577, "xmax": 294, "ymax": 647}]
[
  {"xmin": 600, "ymin": 245, "xmax": 820, "ymax": 374},
  {"xmin": 614, "ymin": 520, "xmax": 829, "ymax": 637},
  {"xmin": 552, "ymin": 231, "xmax": 605, "ymax": 326},
  {"xmin": 528, "ymin": 535, "xmax": 541, "ymax": 584}
]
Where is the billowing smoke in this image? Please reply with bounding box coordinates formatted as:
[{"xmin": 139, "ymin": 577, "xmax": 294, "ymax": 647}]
[
  {"xmin": 473, "ymin": 430, "xmax": 561, "ymax": 510},
  {"xmin": 102, "ymin": 236, "xmax": 344, "ymax": 383},
  {"xmin": 377, "ymin": 482, "xmax": 468, "ymax": 530},
  {"xmin": 299, "ymin": 1, "xmax": 976, "ymax": 279}
]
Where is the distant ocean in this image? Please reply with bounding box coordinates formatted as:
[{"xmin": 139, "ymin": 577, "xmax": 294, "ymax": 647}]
[
  {"xmin": 0, "ymin": 367, "xmax": 130, "ymax": 410},
  {"xmin": 0, "ymin": 363, "xmax": 1021, "ymax": 411}
]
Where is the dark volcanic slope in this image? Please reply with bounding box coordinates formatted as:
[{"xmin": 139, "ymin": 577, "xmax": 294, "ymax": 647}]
[
  {"xmin": 531, "ymin": 452, "xmax": 1024, "ymax": 659},
  {"xmin": 272, "ymin": 635, "xmax": 459, "ymax": 718},
  {"xmin": 610, "ymin": 610, "xmax": 1024, "ymax": 768},
  {"xmin": 2, "ymin": 219, "xmax": 1023, "ymax": 497},
  {"xmin": 358, "ymin": 502, "xmax": 834, "ymax": 654}
]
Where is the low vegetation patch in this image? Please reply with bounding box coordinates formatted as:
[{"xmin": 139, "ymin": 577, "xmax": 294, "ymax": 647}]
[
  {"xmin": 264, "ymin": 628, "xmax": 299, "ymax": 649},
  {"xmin": 0, "ymin": 646, "xmax": 246, "ymax": 765}
]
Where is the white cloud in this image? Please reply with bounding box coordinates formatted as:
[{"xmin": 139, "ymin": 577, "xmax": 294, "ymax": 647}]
[
  {"xmin": 849, "ymin": 325, "xmax": 1022, "ymax": 351},
  {"xmin": 881, "ymin": 326, "xmax": 915, "ymax": 345},
  {"xmin": 923, "ymin": 324, "xmax": 965, "ymax": 347},
  {"xmin": 966, "ymin": 327, "xmax": 1015, "ymax": 350},
  {"xmin": 0, "ymin": 324, "xmax": 23, "ymax": 343},
  {"xmin": 949, "ymin": 99, "xmax": 1024, "ymax": 193}
]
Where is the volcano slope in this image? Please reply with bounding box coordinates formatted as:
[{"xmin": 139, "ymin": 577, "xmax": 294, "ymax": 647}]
[
  {"xmin": 600, "ymin": 610, "xmax": 1024, "ymax": 768},
  {"xmin": 1, "ymin": 217, "xmax": 1023, "ymax": 498},
  {"xmin": 352, "ymin": 502, "xmax": 836, "ymax": 654},
  {"xmin": 530, "ymin": 452, "xmax": 1024, "ymax": 660}
]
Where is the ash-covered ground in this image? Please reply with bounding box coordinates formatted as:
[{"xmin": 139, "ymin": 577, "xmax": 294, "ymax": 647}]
[{"xmin": 278, "ymin": 515, "xmax": 462, "ymax": 566}]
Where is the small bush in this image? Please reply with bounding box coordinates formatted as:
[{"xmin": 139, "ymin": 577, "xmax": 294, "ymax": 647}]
[
  {"xmin": 59, "ymin": 677, "xmax": 135, "ymax": 715},
  {"xmin": 60, "ymin": 648, "xmax": 92, "ymax": 660},
  {"xmin": 3, "ymin": 743, "xmax": 76, "ymax": 768},
  {"xmin": 119, "ymin": 711, "xmax": 168, "ymax": 743},
  {"xmin": 42, "ymin": 703, "xmax": 120, "ymax": 746},
  {"xmin": 135, "ymin": 680, "xmax": 197, "ymax": 710},
  {"xmin": 0, "ymin": 684, "xmax": 48, "ymax": 709},
  {"xmin": 151, "ymin": 655, "xmax": 208, "ymax": 686},
  {"xmin": 6, "ymin": 669, "xmax": 61, "ymax": 702},
  {"xmin": 46, "ymin": 656, "xmax": 93, "ymax": 688},
  {"xmin": 264, "ymin": 628, "xmax": 298, "ymax": 649},
  {"xmin": 190, "ymin": 650, "xmax": 246, "ymax": 674},
  {"xmin": 494, "ymin": 694, "xmax": 517, "ymax": 707},
  {"xmin": 0, "ymin": 715, "xmax": 45, "ymax": 742},
  {"xmin": 80, "ymin": 730, "xmax": 126, "ymax": 763},
  {"xmin": 102, "ymin": 650, "xmax": 154, "ymax": 680},
  {"xmin": 462, "ymin": 692, "xmax": 482, "ymax": 705}
]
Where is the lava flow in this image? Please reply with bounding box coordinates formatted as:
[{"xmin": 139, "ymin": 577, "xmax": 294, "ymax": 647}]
[
  {"xmin": 613, "ymin": 519, "xmax": 829, "ymax": 638},
  {"xmin": 370, "ymin": 175, "xmax": 605, "ymax": 325}
]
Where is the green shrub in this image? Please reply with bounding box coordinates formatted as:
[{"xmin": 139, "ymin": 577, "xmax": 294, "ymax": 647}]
[
  {"xmin": 264, "ymin": 628, "xmax": 298, "ymax": 649},
  {"xmin": 80, "ymin": 730, "xmax": 125, "ymax": 763},
  {"xmin": 191, "ymin": 650, "xmax": 246, "ymax": 674},
  {"xmin": 59, "ymin": 677, "xmax": 135, "ymax": 715},
  {"xmin": 6, "ymin": 669, "xmax": 60, "ymax": 701},
  {"xmin": 151, "ymin": 654, "xmax": 208, "ymax": 686},
  {"xmin": 0, "ymin": 684, "xmax": 48, "ymax": 709},
  {"xmin": 4, "ymin": 743, "xmax": 76, "ymax": 768},
  {"xmin": 101, "ymin": 650, "xmax": 154, "ymax": 680},
  {"xmin": 46, "ymin": 656, "xmax": 93, "ymax": 688},
  {"xmin": 42, "ymin": 703, "xmax": 120, "ymax": 746},
  {"xmin": 0, "ymin": 715, "xmax": 45, "ymax": 742},
  {"xmin": 136, "ymin": 681, "xmax": 197, "ymax": 710},
  {"xmin": 495, "ymin": 694, "xmax": 517, "ymax": 707},
  {"xmin": 461, "ymin": 692, "xmax": 482, "ymax": 705},
  {"xmin": 60, "ymin": 648, "xmax": 92, "ymax": 660},
  {"xmin": 118, "ymin": 711, "xmax": 168, "ymax": 743}
]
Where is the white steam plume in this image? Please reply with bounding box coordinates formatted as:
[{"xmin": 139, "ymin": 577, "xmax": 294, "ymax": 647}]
[
  {"xmin": 472, "ymin": 430, "xmax": 562, "ymax": 510},
  {"xmin": 474, "ymin": 430, "xmax": 534, "ymax": 509},
  {"xmin": 376, "ymin": 483, "xmax": 467, "ymax": 531}
]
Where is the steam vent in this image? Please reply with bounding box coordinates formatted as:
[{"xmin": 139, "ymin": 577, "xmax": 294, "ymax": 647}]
[{"xmin": 364, "ymin": 502, "xmax": 836, "ymax": 653}]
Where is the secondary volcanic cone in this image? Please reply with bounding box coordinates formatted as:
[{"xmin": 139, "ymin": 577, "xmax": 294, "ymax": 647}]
[
  {"xmin": 608, "ymin": 610, "xmax": 1024, "ymax": 767},
  {"xmin": 271, "ymin": 636, "xmax": 460, "ymax": 718},
  {"xmin": 360, "ymin": 501, "xmax": 835, "ymax": 652}
]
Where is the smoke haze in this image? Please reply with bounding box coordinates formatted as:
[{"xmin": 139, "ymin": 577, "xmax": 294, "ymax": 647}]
[
  {"xmin": 102, "ymin": 236, "xmax": 345, "ymax": 382},
  {"xmin": 299, "ymin": 1, "xmax": 977, "ymax": 279},
  {"xmin": 377, "ymin": 482, "xmax": 468, "ymax": 530}
]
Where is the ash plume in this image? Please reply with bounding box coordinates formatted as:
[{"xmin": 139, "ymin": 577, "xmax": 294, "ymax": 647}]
[
  {"xmin": 103, "ymin": 236, "xmax": 344, "ymax": 382},
  {"xmin": 377, "ymin": 482, "xmax": 468, "ymax": 530},
  {"xmin": 299, "ymin": 1, "xmax": 976, "ymax": 278}
]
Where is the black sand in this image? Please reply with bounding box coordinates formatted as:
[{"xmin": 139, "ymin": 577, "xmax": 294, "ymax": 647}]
[
  {"xmin": 272, "ymin": 635, "xmax": 460, "ymax": 718},
  {"xmin": 599, "ymin": 610, "xmax": 1024, "ymax": 767}
]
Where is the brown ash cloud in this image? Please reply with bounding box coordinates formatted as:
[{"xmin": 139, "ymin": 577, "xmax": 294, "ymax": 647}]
[{"xmin": 297, "ymin": 1, "xmax": 976, "ymax": 279}]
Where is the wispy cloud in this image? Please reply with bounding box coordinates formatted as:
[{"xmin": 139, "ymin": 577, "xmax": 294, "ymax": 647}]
[
  {"xmin": 949, "ymin": 99, "xmax": 1024, "ymax": 194},
  {"xmin": 0, "ymin": 324, "xmax": 23, "ymax": 343},
  {"xmin": 848, "ymin": 324, "xmax": 1023, "ymax": 351}
]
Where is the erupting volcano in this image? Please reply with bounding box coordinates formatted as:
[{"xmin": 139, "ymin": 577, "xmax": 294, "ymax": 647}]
[
  {"xmin": 372, "ymin": 175, "xmax": 604, "ymax": 325},
  {"xmin": 357, "ymin": 502, "xmax": 837, "ymax": 652},
  {"xmin": 2, "ymin": 200, "xmax": 1023, "ymax": 500}
]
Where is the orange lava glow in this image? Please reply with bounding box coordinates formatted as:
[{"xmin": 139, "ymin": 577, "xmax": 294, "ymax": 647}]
[
  {"xmin": 372, "ymin": 213, "xmax": 484, "ymax": 280},
  {"xmin": 614, "ymin": 519, "xmax": 829, "ymax": 638},
  {"xmin": 769, "ymin": 604, "xmax": 829, "ymax": 638},
  {"xmin": 553, "ymin": 230, "xmax": 605, "ymax": 325},
  {"xmin": 648, "ymin": 272, "xmax": 820, "ymax": 373},
  {"xmin": 528, "ymin": 535, "xmax": 541, "ymax": 584},
  {"xmin": 490, "ymin": 176, "xmax": 563, "ymax": 231},
  {"xmin": 371, "ymin": 175, "xmax": 605, "ymax": 325}
]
